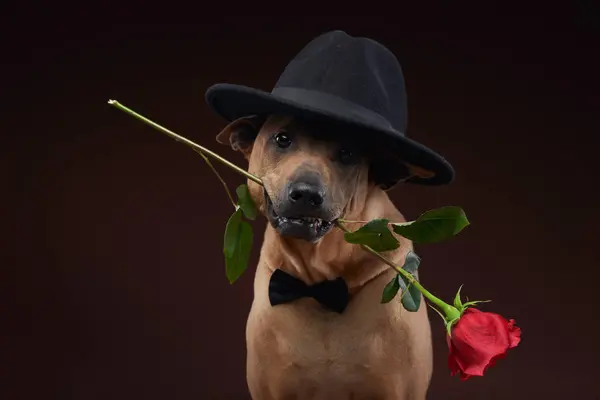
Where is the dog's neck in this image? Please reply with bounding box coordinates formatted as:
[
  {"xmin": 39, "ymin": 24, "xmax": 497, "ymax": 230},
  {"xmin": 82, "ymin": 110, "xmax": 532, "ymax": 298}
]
[{"xmin": 260, "ymin": 187, "xmax": 411, "ymax": 293}]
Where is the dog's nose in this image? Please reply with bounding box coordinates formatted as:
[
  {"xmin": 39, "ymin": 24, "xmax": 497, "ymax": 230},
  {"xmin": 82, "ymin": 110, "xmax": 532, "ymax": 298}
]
[{"xmin": 288, "ymin": 182, "xmax": 324, "ymax": 208}]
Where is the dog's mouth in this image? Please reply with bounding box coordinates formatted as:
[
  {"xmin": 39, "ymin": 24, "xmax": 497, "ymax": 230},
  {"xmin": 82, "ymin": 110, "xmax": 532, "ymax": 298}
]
[{"xmin": 264, "ymin": 189, "xmax": 335, "ymax": 242}]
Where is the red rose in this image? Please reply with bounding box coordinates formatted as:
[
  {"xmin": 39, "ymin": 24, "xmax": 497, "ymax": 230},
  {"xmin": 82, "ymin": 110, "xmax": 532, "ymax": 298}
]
[{"xmin": 447, "ymin": 308, "xmax": 521, "ymax": 380}]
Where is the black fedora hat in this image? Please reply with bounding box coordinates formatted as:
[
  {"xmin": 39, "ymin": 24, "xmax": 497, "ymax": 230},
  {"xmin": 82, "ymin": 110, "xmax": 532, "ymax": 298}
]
[{"xmin": 205, "ymin": 30, "xmax": 454, "ymax": 187}]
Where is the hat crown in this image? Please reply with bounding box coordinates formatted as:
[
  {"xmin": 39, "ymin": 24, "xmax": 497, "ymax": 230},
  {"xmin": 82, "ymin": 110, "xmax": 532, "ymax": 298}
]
[
  {"xmin": 274, "ymin": 30, "xmax": 408, "ymax": 133},
  {"xmin": 204, "ymin": 30, "xmax": 455, "ymax": 186}
]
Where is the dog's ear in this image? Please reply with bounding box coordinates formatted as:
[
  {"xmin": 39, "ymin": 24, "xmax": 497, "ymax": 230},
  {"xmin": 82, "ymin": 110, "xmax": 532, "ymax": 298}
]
[
  {"xmin": 405, "ymin": 163, "xmax": 435, "ymax": 180},
  {"xmin": 370, "ymin": 160, "xmax": 436, "ymax": 190},
  {"xmin": 215, "ymin": 115, "xmax": 264, "ymax": 159},
  {"xmin": 370, "ymin": 161, "xmax": 410, "ymax": 190}
]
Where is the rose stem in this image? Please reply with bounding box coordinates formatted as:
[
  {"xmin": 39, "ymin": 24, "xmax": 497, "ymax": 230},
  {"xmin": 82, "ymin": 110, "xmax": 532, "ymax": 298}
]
[
  {"xmin": 109, "ymin": 100, "xmax": 458, "ymax": 320},
  {"xmin": 107, "ymin": 99, "xmax": 263, "ymax": 189},
  {"xmin": 336, "ymin": 221, "xmax": 459, "ymax": 319}
]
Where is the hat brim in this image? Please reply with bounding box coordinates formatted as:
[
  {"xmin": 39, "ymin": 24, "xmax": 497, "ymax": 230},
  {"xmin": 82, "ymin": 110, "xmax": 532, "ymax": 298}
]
[{"xmin": 205, "ymin": 83, "xmax": 454, "ymax": 186}]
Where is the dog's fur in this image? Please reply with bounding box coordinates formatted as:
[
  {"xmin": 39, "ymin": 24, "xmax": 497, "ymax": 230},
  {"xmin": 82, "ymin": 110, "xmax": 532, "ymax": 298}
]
[{"xmin": 216, "ymin": 115, "xmax": 435, "ymax": 400}]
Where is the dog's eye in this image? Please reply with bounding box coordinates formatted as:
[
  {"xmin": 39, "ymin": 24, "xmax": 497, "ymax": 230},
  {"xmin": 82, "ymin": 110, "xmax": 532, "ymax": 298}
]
[
  {"xmin": 338, "ymin": 148, "xmax": 358, "ymax": 165},
  {"xmin": 274, "ymin": 132, "xmax": 292, "ymax": 149}
]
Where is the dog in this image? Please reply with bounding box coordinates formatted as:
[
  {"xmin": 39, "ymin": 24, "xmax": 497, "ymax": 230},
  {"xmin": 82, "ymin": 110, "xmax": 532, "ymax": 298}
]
[
  {"xmin": 206, "ymin": 30, "xmax": 455, "ymax": 399},
  {"xmin": 215, "ymin": 114, "xmax": 436, "ymax": 399}
]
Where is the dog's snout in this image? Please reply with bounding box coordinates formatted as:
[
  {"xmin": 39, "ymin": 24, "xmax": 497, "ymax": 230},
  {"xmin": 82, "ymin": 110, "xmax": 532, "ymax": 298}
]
[{"xmin": 288, "ymin": 182, "xmax": 324, "ymax": 208}]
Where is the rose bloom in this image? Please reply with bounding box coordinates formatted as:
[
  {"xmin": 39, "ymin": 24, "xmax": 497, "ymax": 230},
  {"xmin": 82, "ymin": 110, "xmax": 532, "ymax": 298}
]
[{"xmin": 447, "ymin": 308, "xmax": 521, "ymax": 380}]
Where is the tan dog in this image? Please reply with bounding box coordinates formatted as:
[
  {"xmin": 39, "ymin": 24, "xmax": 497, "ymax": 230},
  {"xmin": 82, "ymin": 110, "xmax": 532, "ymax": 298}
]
[{"xmin": 216, "ymin": 114, "xmax": 435, "ymax": 400}]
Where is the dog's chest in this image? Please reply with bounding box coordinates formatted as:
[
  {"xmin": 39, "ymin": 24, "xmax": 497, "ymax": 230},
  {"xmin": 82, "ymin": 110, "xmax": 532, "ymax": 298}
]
[{"xmin": 246, "ymin": 301, "xmax": 409, "ymax": 398}]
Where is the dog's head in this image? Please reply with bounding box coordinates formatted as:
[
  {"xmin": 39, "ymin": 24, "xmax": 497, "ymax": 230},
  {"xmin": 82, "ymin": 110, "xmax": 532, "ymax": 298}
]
[{"xmin": 216, "ymin": 115, "xmax": 427, "ymax": 242}]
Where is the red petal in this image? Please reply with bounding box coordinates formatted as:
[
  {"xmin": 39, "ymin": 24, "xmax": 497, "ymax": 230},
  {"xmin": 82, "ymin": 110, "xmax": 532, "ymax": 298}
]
[
  {"xmin": 448, "ymin": 309, "xmax": 521, "ymax": 379},
  {"xmin": 446, "ymin": 335, "xmax": 461, "ymax": 376},
  {"xmin": 507, "ymin": 319, "xmax": 522, "ymax": 348},
  {"xmin": 447, "ymin": 335, "xmax": 473, "ymax": 380}
]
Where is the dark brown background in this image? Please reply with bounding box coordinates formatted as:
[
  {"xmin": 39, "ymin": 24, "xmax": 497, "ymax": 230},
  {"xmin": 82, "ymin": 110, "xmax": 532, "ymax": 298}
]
[{"xmin": 5, "ymin": 7, "xmax": 599, "ymax": 400}]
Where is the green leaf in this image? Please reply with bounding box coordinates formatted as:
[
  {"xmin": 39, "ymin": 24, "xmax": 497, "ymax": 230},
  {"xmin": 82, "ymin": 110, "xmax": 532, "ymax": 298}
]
[
  {"xmin": 428, "ymin": 302, "xmax": 447, "ymax": 323},
  {"xmin": 223, "ymin": 209, "xmax": 254, "ymax": 284},
  {"xmin": 381, "ymin": 275, "xmax": 401, "ymax": 303},
  {"xmin": 343, "ymin": 219, "xmax": 399, "ymax": 252},
  {"xmin": 236, "ymin": 184, "xmax": 257, "ymax": 220},
  {"xmin": 225, "ymin": 221, "xmax": 253, "ymax": 284},
  {"xmin": 397, "ymin": 273, "xmax": 422, "ymax": 312},
  {"xmin": 462, "ymin": 299, "xmax": 491, "ymax": 308},
  {"xmin": 224, "ymin": 208, "xmax": 243, "ymax": 258},
  {"xmin": 403, "ymin": 251, "xmax": 421, "ymax": 275},
  {"xmin": 445, "ymin": 319, "xmax": 458, "ymax": 336},
  {"xmin": 453, "ymin": 285, "xmax": 464, "ymax": 310},
  {"xmin": 391, "ymin": 206, "xmax": 470, "ymax": 244},
  {"xmin": 393, "ymin": 252, "xmax": 422, "ymax": 312}
]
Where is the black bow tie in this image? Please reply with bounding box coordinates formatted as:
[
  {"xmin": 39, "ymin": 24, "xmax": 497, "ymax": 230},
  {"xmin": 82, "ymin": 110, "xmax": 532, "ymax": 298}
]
[{"xmin": 268, "ymin": 268, "xmax": 349, "ymax": 314}]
